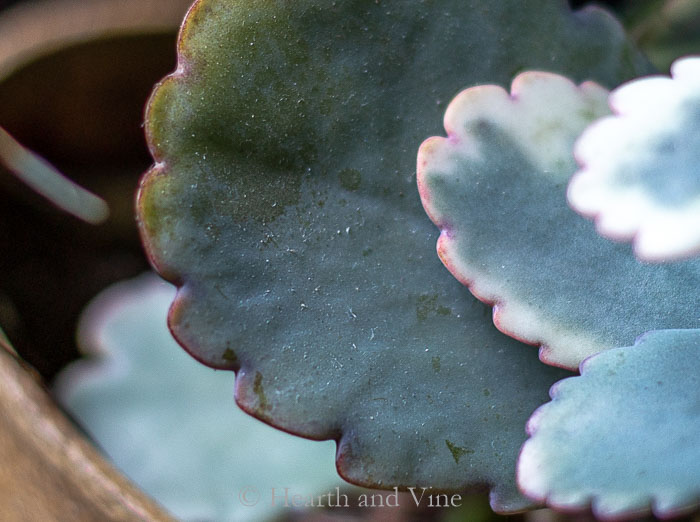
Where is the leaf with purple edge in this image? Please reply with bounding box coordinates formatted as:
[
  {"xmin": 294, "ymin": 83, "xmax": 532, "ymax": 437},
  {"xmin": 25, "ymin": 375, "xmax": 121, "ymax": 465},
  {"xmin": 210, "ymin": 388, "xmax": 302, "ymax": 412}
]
[
  {"xmin": 418, "ymin": 71, "xmax": 699, "ymax": 370},
  {"xmin": 137, "ymin": 0, "xmax": 649, "ymax": 510},
  {"xmin": 569, "ymin": 55, "xmax": 700, "ymax": 262},
  {"xmin": 518, "ymin": 329, "xmax": 700, "ymax": 520}
]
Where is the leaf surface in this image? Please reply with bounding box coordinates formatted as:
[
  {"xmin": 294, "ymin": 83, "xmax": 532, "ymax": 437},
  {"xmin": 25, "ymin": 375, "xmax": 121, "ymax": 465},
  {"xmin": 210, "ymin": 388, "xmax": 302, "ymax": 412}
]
[
  {"xmin": 138, "ymin": 0, "xmax": 648, "ymax": 509},
  {"xmin": 418, "ymin": 72, "xmax": 699, "ymax": 369},
  {"xmin": 569, "ymin": 55, "xmax": 700, "ymax": 262},
  {"xmin": 518, "ymin": 329, "xmax": 700, "ymax": 520}
]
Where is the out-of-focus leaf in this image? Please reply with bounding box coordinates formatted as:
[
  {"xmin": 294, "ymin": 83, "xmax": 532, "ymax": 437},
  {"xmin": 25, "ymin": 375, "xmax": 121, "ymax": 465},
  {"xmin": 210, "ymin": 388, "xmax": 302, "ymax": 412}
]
[
  {"xmin": 569, "ymin": 55, "xmax": 700, "ymax": 262},
  {"xmin": 137, "ymin": 0, "xmax": 647, "ymax": 508},
  {"xmin": 418, "ymin": 72, "xmax": 699, "ymax": 370},
  {"xmin": 518, "ymin": 329, "xmax": 700, "ymax": 520},
  {"xmin": 55, "ymin": 274, "xmax": 343, "ymax": 522}
]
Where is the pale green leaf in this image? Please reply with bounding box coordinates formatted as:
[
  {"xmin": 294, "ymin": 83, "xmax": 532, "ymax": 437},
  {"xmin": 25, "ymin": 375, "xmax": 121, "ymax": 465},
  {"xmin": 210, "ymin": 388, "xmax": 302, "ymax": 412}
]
[{"xmin": 518, "ymin": 329, "xmax": 700, "ymax": 520}]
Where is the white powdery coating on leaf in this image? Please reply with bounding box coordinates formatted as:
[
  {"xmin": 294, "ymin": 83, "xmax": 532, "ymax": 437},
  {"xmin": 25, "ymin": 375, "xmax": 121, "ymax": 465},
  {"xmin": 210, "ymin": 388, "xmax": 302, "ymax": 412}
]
[
  {"xmin": 441, "ymin": 73, "xmax": 609, "ymax": 181},
  {"xmin": 569, "ymin": 55, "xmax": 700, "ymax": 262},
  {"xmin": 419, "ymin": 72, "xmax": 611, "ymax": 369}
]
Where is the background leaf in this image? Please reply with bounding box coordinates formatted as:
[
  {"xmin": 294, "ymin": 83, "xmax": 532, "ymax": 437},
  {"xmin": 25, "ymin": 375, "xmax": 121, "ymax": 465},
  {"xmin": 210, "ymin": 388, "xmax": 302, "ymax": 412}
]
[
  {"xmin": 569, "ymin": 55, "xmax": 700, "ymax": 262},
  {"xmin": 518, "ymin": 329, "xmax": 700, "ymax": 520},
  {"xmin": 418, "ymin": 71, "xmax": 699, "ymax": 370},
  {"xmin": 0, "ymin": 125, "xmax": 109, "ymax": 224}
]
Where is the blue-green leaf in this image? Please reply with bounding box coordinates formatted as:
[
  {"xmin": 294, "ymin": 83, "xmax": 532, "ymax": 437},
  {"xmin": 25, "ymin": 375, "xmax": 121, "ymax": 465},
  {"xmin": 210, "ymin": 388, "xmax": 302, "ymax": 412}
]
[
  {"xmin": 418, "ymin": 71, "xmax": 699, "ymax": 370},
  {"xmin": 518, "ymin": 329, "xmax": 700, "ymax": 520},
  {"xmin": 137, "ymin": 0, "xmax": 647, "ymax": 508}
]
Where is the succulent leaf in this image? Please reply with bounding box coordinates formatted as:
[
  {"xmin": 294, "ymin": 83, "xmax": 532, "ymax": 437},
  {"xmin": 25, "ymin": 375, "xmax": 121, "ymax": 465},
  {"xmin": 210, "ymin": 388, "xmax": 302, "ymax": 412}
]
[
  {"xmin": 137, "ymin": 0, "xmax": 649, "ymax": 507},
  {"xmin": 569, "ymin": 55, "xmax": 700, "ymax": 262},
  {"xmin": 518, "ymin": 329, "xmax": 700, "ymax": 520},
  {"xmin": 418, "ymin": 71, "xmax": 699, "ymax": 370}
]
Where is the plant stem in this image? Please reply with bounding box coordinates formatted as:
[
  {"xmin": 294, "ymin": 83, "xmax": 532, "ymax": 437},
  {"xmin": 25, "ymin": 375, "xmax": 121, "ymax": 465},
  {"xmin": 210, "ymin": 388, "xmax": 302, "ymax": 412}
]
[{"xmin": 0, "ymin": 126, "xmax": 109, "ymax": 224}]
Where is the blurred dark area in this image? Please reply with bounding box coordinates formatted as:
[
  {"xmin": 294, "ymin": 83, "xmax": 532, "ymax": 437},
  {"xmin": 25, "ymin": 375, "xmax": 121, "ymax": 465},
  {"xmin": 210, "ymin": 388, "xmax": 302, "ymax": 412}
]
[
  {"xmin": 569, "ymin": 0, "xmax": 630, "ymax": 9},
  {"xmin": 0, "ymin": 0, "xmax": 29, "ymax": 10},
  {"xmin": 0, "ymin": 0, "xmax": 644, "ymax": 13},
  {"xmin": 0, "ymin": 33, "xmax": 177, "ymax": 380}
]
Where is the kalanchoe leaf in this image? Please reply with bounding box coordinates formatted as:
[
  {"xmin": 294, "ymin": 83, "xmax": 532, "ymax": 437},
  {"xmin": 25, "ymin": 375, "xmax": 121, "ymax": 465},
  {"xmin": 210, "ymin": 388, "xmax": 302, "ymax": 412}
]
[
  {"xmin": 137, "ymin": 0, "xmax": 647, "ymax": 509},
  {"xmin": 518, "ymin": 329, "xmax": 700, "ymax": 520},
  {"xmin": 55, "ymin": 274, "xmax": 344, "ymax": 522},
  {"xmin": 417, "ymin": 72, "xmax": 700, "ymax": 370},
  {"xmin": 569, "ymin": 55, "xmax": 700, "ymax": 262}
]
